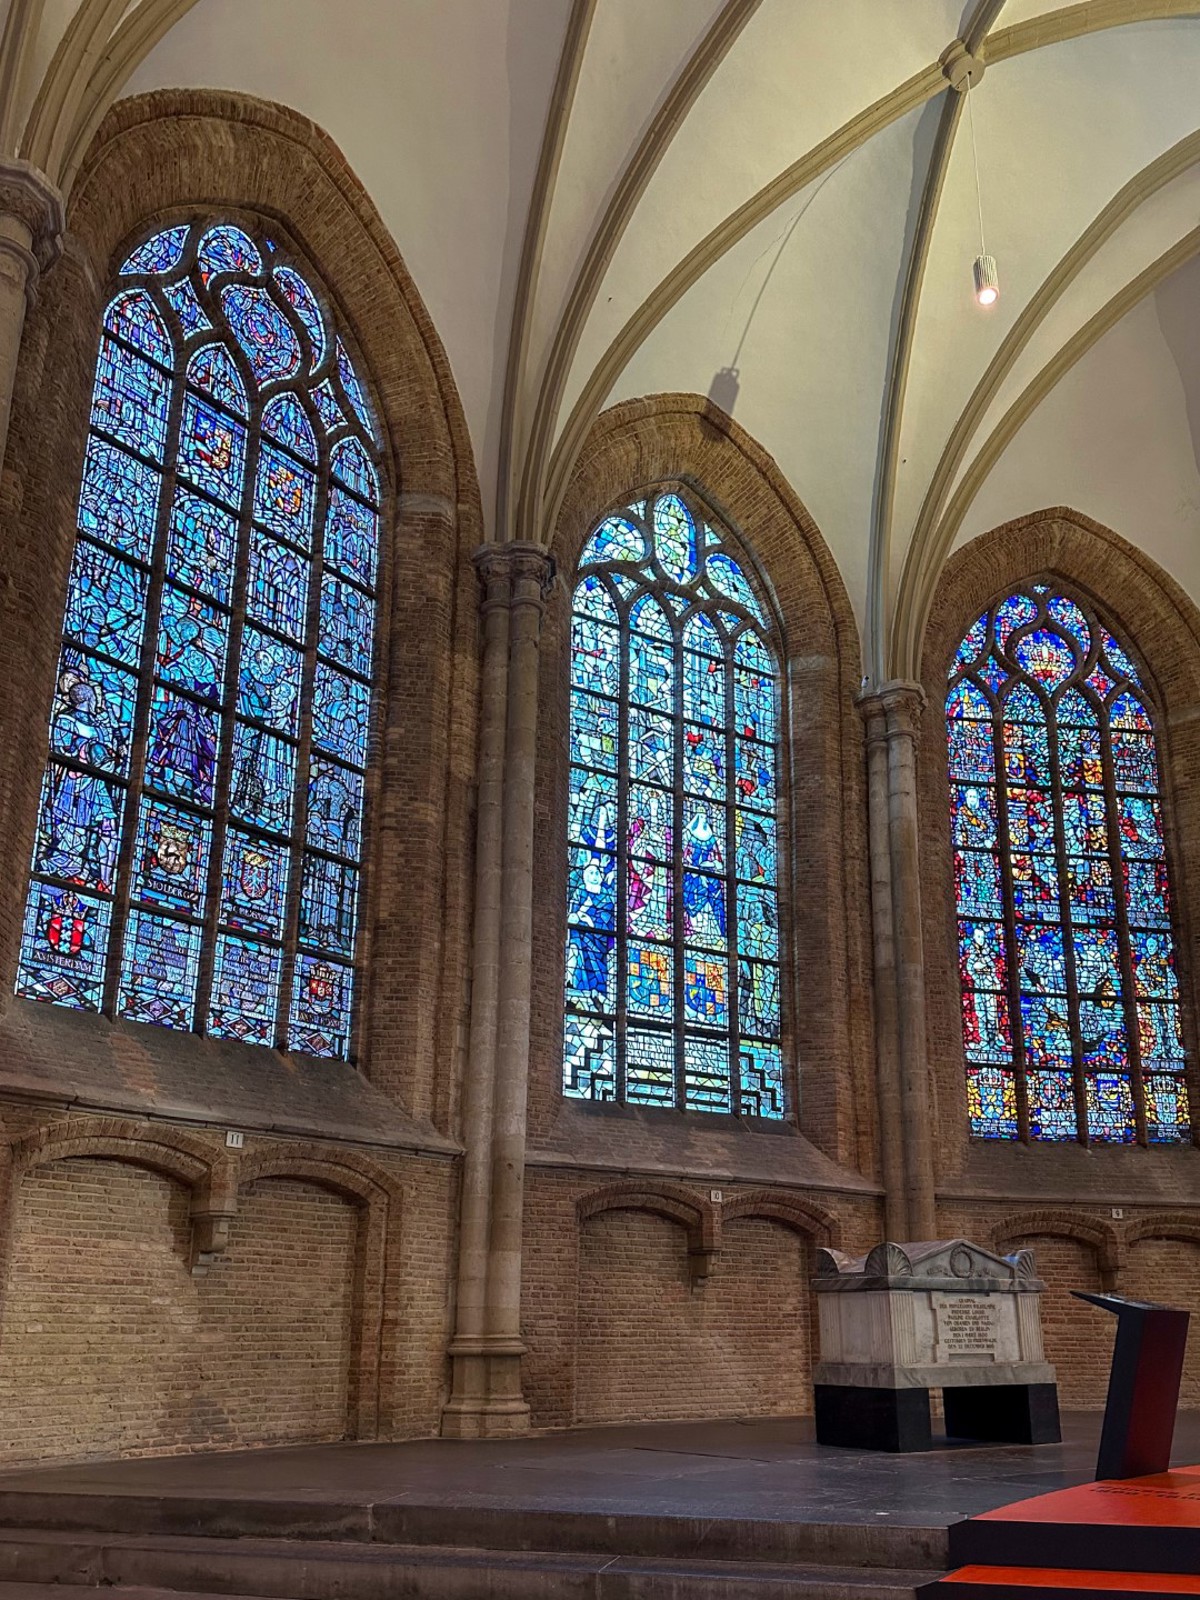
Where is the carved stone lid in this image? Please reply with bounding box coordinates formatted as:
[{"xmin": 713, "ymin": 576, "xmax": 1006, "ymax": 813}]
[{"xmin": 813, "ymin": 1238, "xmax": 1045, "ymax": 1293}]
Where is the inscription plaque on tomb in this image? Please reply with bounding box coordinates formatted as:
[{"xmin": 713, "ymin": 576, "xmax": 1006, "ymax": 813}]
[{"xmin": 934, "ymin": 1293, "xmax": 999, "ymax": 1361}]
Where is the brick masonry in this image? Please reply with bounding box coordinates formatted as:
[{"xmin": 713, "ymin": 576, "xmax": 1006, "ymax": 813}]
[{"xmin": 0, "ymin": 100, "xmax": 1198, "ymax": 1467}]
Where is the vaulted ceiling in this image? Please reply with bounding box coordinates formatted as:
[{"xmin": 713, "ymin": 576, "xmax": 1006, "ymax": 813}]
[{"xmin": 3, "ymin": 0, "xmax": 1200, "ymax": 679}]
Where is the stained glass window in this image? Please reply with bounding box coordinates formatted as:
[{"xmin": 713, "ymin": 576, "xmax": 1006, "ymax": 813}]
[
  {"xmin": 18, "ymin": 221, "xmax": 382, "ymax": 1060},
  {"xmin": 562, "ymin": 492, "xmax": 785, "ymax": 1117},
  {"xmin": 947, "ymin": 583, "xmax": 1190, "ymax": 1144}
]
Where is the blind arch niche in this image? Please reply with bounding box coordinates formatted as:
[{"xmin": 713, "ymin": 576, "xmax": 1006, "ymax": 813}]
[
  {"xmin": 562, "ymin": 490, "xmax": 785, "ymax": 1118},
  {"xmin": 17, "ymin": 219, "xmax": 382, "ymax": 1059},
  {"xmin": 947, "ymin": 581, "xmax": 1190, "ymax": 1144}
]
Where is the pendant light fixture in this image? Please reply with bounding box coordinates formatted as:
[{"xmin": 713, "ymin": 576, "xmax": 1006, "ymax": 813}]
[{"xmin": 965, "ymin": 72, "xmax": 998, "ymax": 307}]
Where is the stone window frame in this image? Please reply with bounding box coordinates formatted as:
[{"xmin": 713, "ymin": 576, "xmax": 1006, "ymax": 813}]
[{"xmin": 921, "ymin": 510, "xmax": 1200, "ymax": 1167}]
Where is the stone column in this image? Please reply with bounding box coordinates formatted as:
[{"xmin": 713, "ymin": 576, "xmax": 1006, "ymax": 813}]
[
  {"xmin": 859, "ymin": 682, "xmax": 937, "ymax": 1242},
  {"xmin": 0, "ymin": 160, "xmax": 63, "ymax": 478},
  {"xmin": 858, "ymin": 692, "xmax": 908, "ymax": 1242},
  {"xmin": 442, "ymin": 542, "xmax": 554, "ymax": 1438}
]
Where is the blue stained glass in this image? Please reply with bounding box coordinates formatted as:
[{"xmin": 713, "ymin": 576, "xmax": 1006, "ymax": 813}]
[
  {"xmin": 313, "ymin": 664, "xmax": 369, "ymax": 768},
  {"xmin": 145, "ymin": 684, "xmax": 219, "ymax": 804},
  {"xmin": 626, "ymin": 1029, "xmax": 675, "ymax": 1105},
  {"xmin": 289, "ymin": 954, "xmax": 353, "ymax": 1056},
  {"xmin": 569, "ymin": 847, "xmax": 615, "ymax": 931},
  {"xmin": 630, "ymin": 592, "xmax": 672, "ymax": 639},
  {"xmin": 262, "ymin": 393, "xmax": 316, "ymax": 462},
  {"xmin": 178, "ymin": 394, "xmax": 246, "ymax": 507},
  {"xmin": 631, "ymin": 707, "xmax": 675, "ymax": 787},
  {"xmin": 736, "ymin": 809, "xmax": 776, "ymax": 885},
  {"xmin": 629, "ymin": 631, "xmax": 673, "ymax": 710},
  {"xmin": 566, "ymin": 924, "xmax": 617, "ymax": 1010},
  {"xmin": 1015, "ymin": 629, "xmax": 1076, "ymax": 690},
  {"xmin": 238, "ymin": 626, "xmax": 302, "ymax": 734},
  {"xmin": 312, "ymin": 379, "xmax": 346, "ymax": 433},
  {"xmin": 330, "ymin": 437, "xmax": 378, "ymax": 506},
  {"xmin": 220, "ymin": 829, "xmax": 288, "ymax": 937},
  {"xmin": 1028, "ymin": 1068, "xmax": 1078, "ymax": 1140},
  {"xmin": 564, "ymin": 1015, "xmax": 616, "ymax": 1100},
  {"xmin": 683, "ymin": 644, "xmax": 724, "ymax": 728},
  {"xmin": 307, "ymin": 757, "xmax": 363, "ymax": 857},
  {"xmin": 120, "ymin": 226, "xmax": 188, "ymax": 276},
  {"xmin": 628, "ymin": 858, "xmax": 671, "ymax": 940},
  {"xmin": 104, "ymin": 290, "xmax": 172, "ymax": 366},
  {"xmin": 734, "ymin": 632, "xmax": 775, "ymax": 743},
  {"xmin": 247, "ymin": 529, "xmax": 309, "ymax": 639},
  {"xmin": 1147, "ymin": 1074, "xmax": 1189, "ymax": 1142},
  {"xmin": 207, "ymin": 934, "xmax": 281, "ymax": 1045},
  {"xmin": 682, "ymin": 722, "xmax": 723, "ymax": 798},
  {"xmin": 163, "ymin": 278, "xmax": 211, "ymax": 338},
  {"xmin": 92, "ymin": 338, "xmax": 171, "ymax": 458},
  {"xmin": 1118, "ymin": 795, "xmax": 1165, "ymax": 859},
  {"xmin": 1132, "ymin": 931, "xmax": 1177, "ymax": 1000},
  {"xmin": 78, "ymin": 439, "xmax": 160, "ymax": 561},
  {"xmin": 995, "ymin": 592, "xmax": 1038, "ymax": 649},
  {"xmin": 1112, "ymin": 724, "xmax": 1157, "ymax": 793},
  {"xmin": 132, "ymin": 799, "xmax": 211, "ymax": 914},
  {"xmin": 1101, "ymin": 627, "xmax": 1142, "ymax": 685},
  {"xmin": 166, "ymin": 491, "xmax": 238, "ymax": 605},
  {"xmin": 324, "ymin": 488, "xmax": 377, "ymax": 589},
  {"xmin": 683, "ymin": 795, "xmax": 723, "ymax": 871},
  {"xmin": 32, "ymin": 761, "xmax": 123, "ymax": 890},
  {"xmin": 627, "ymin": 782, "xmax": 668, "ymax": 858},
  {"xmin": 683, "ymin": 872, "xmax": 726, "ymax": 948},
  {"xmin": 571, "ymin": 691, "xmax": 619, "ymax": 772},
  {"xmin": 1062, "ymin": 789, "xmax": 1107, "ymax": 857},
  {"xmin": 196, "ymin": 225, "xmax": 262, "ymax": 284},
  {"xmin": 706, "ymin": 551, "xmax": 765, "ymax": 623},
  {"xmin": 1017, "ymin": 925, "xmax": 1068, "ymax": 994},
  {"xmin": 737, "ymin": 958, "xmax": 779, "ymax": 1038},
  {"xmin": 17, "ymin": 885, "xmax": 112, "ymax": 1009},
  {"xmin": 50, "ymin": 649, "xmax": 135, "ymax": 777},
  {"xmin": 1139, "ymin": 1000, "xmax": 1185, "ymax": 1067},
  {"xmin": 948, "ymin": 718, "xmax": 994, "ymax": 782},
  {"xmin": 300, "ymin": 853, "xmax": 358, "ymax": 957},
  {"xmin": 1087, "ymin": 1074, "xmax": 1137, "ymax": 1143},
  {"xmin": 117, "ymin": 910, "xmax": 201, "ymax": 1027},
  {"xmin": 625, "ymin": 942, "xmax": 672, "ymax": 1023},
  {"xmin": 737, "ymin": 883, "xmax": 777, "ymax": 960},
  {"xmin": 336, "ymin": 338, "xmax": 375, "ymax": 441},
  {"xmin": 684, "ymin": 1035, "xmax": 731, "ymax": 1112},
  {"xmin": 156, "ymin": 586, "xmax": 228, "ymax": 704},
  {"xmin": 1012, "ymin": 852, "xmax": 1059, "ymax": 923},
  {"xmin": 1059, "ymin": 721, "xmax": 1103, "ymax": 791},
  {"xmin": 221, "ymin": 283, "xmax": 301, "ymax": 384},
  {"xmin": 317, "ymin": 575, "xmax": 373, "ymax": 680},
  {"xmin": 947, "ymin": 679, "xmax": 991, "ymax": 721},
  {"xmin": 1047, "ymin": 595, "xmax": 1090, "ymax": 651},
  {"xmin": 187, "ymin": 343, "xmax": 248, "ymax": 416},
  {"xmin": 254, "ymin": 442, "xmax": 315, "ymax": 546},
  {"xmin": 739, "ymin": 1041, "xmax": 784, "ymax": 1117},
  {"xmin": 654, "ymin": 494, "xmax": 696, "ymax": 582},
  {"xmin": 274, "ymin": 265, "xmax": 327, "ymax": 368},
  {"xmin": 1067, "ymin": 857, "xmax": 1113, "ymax": 924},
  {"xmin": 684, "ymin": 950, "xmax": 727, "ymax": 1026},
  {"xmin": 1125, "ymin": 861, "xmax": 1171, "ymax": 928},
  {"xmin": 22, "ymin": 219, "xmax": 378, "ymax": 1058},
  {"xmin": 63, "ymin": 539, "xmax": 148, "ymax": 666},
  {"xmin": 229, "ymin": 723, "xmax": 296, "ymax": 834},
  {"xmin": 735, "ymin": 738, "xmax": 775, "ymax": 812},
  {"xmin": 569, "ymin": 767, "xmax": 618, "ymax": 848},
  {"xmin": 955, "ymin": 613, "xmax": 988, "ymax": 668},
  {"xmin": 580, "ymin": 515, "xmax": 643, "ymax": 565},
  {"xmin": 575, "ymin": 573, "xmax": 614, "ymax": 619}
]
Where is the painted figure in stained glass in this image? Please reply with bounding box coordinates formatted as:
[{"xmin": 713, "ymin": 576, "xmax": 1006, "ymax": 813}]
[
  {"xmin": 18, "ymin": 220, "xmax": 381, "ymax": 1058},
  {"xmin": 563, "ymin": 491, "xmax": 783, "ymax": 1117},
  {"xmin": 946, "ymin": 583, "xmax": 1189, "ymax": 1143}
]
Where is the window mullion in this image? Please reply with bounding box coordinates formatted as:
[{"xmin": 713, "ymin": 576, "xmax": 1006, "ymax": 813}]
[
  {"xmin": 989, "ymin": 680, "xmax": 1029, "ymax": 1142},
  {"xmin": 1045, "ymin": 693, "xmax": 1089, "ymax": 1145},
  {"xmin": 1100, "ymin": 694, "xmax": 1149, "ymax": 1144},
  {"xmin": 670, "ymin": 594, "xmax": 686, "ymax": 1112},
  {"xmin": 614, "ymin": 589, "xmax": 631, "ymax": 1105},
  {"xmin": 723, "ymin": 627, "xmax": 740, "ymax": 1117}
]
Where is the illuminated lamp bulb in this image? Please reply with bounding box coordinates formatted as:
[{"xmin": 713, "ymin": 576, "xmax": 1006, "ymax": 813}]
[{"xmin": 973, "ymin": 253, "xmax": 999, "ymax": 307}]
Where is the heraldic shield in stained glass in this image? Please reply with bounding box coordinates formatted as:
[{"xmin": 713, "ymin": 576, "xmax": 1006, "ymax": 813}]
[
  {"xmin": 17, "ymin": 221, "xmax": 381, "ymax": 1059},
  {"xmin": 947, "ymin": 584, "xmax": 1190, "ymax": 1144},
  {"xmin": 563, "ymin": 492, "xmax": 785, "ymax": 1118}
]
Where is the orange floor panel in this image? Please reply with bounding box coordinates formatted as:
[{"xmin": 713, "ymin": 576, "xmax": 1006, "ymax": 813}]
[{"xmin": 934, "ymin": 1567, "xmax": 1200, "ymax": 1598}]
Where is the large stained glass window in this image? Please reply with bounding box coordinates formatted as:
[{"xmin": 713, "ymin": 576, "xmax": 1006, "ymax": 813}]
[
  {"xmin": 17, "ymin": 220, "xmax": 381, "ymax": 1059},
  {"xmin": 562, "ymin": 491, "xmax": 784, "ymax": 1117},
  {"xmin": 947, "ymin": 583, "xmax": 1189, "ymax": 1144}
]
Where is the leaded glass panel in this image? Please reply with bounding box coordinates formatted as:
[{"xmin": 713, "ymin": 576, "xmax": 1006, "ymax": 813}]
[
  {"xmin": 563, "ymin": 491, "xmax": 785, "ymax": 1117},
  {"xmin": 18, "ymin": 219, "xmax": 381, "ymax": 1060},
  {"xmin": 947, "ymin": 582, "xmax": 1190, "ymax": 1143}
]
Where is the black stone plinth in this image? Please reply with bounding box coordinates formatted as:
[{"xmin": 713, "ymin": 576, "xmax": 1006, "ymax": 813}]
[
  {"xmin": 943, "ymin": 1382, "xmax": 1061, "ymax": 1445},
  {"xmin": 813, "ymin": 1384, "xmax": 933, "ymax": 1452}
]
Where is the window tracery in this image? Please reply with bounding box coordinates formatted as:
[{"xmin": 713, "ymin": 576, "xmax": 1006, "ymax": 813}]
[
  {"xmin": 947, "ymin": 583, "xmax": 1189, "ymax": 1143},
  {"xmin": 562, "ymin": 491, "xmax": 784, "ymax": 1117},
  {"xmin": 17, "ymin": 220, "xmax": 381, "ymax": 1058}
]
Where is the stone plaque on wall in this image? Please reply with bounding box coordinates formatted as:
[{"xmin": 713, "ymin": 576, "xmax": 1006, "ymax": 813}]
[{"xmin": 934, "ymin": 1292, "xmax": 999, "ymax": 1362}]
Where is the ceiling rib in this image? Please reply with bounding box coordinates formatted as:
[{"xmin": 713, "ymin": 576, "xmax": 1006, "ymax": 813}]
[
  {"xmin": 908, "ymin": 219, "xmax": 1200, "ymax": 679},
  {"xmin": 59, "ymin": 0, "xmax": 204, "ymax": 194},
  {"xmin": 517, "ymin": 0, "xmax": 762, "ymax": 546},
  {"xmin": 543, "ymin": 0, "xmax": 1200, "ymax": 554},
  {"xmin": 21, "ymin": 0, "xmax": 126, "ymax": 180},
  {"xmin": 892, "ymin": 125, "xmax": 1200, "ymax": 679},
  {"xmin": 0, "ymin": 0, "xmax": 46, "ymax": 159},
  {"xmin": 964, "ymin": 0, "xmax": 1009, "ymax": 56},
  {"xmin": 496, "ymin": 0, "xmax": 598, "ymax": 545}
]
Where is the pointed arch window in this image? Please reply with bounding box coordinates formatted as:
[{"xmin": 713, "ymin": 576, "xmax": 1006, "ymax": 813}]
[
  {"xmin": 17, "ymin": 220, "xmax": 381, "ymax": 1058},
  {"xmin": 562, "ymin": 491, "xmax": 784, "ymax": 1117},
  {"xmin": 947, "ymin": 583, "xmax": 1190, "ymax": 1143}
]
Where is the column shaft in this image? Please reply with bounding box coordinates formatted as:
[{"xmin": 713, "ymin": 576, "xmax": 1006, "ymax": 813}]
[{"xmin": 0, "ymin": 161, "xmax": 62, "ymax": 478}]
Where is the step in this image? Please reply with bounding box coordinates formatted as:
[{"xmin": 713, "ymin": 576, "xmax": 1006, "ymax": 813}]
[
  {"xmin": 0, "ymin": 1529, "xmax": 944, "ymax": 1600},
  {"xmin": 0, "ymin": 1494, "xmax": 949, "ymax": 1571},
  {"xmin": 926, "ymin": 1565, "xmax": 1200, "ymax": 1598}
]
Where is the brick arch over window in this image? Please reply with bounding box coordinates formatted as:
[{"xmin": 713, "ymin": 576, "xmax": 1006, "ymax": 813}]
[
  {"xmin": 0, "ymin": 90, "xmax": 482, "ymax": 1115},
  {"xmin": 531, "ymin": 394, "xmax": 871, "ymax": 1166},
  {"xmin": 920, "ymin": 510, "xmax": 1200, "ymax": 1177}
]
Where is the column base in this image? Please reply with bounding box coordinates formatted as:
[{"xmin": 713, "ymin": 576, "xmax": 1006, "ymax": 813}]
[
  {"xmin": 441, "ymin": 1339, "xmax": 531, "ymax": 1439},
  {"xmin": 814, "ymin": 1384, "xmax": 932, "ymax": 1452},
  {"xmin": 943, "ymin": 1382, "xmax": 1061, "ymax": 1445}
]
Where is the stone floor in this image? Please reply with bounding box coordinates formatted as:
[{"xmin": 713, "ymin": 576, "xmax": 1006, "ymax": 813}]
[{"xmin": 2, "ymin": 1413, "xmax": 1198, "ymax": 1531}]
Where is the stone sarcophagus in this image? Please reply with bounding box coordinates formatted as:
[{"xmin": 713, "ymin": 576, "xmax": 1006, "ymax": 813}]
[{"xmin": 812, "ymin": 1239, "xmax": 1060, "ymax": 1452}]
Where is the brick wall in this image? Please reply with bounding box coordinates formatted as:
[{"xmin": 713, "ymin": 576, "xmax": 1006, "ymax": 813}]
[
  {"xmin": 1005, "ymin": 1234, "xmax": 1110, "ymax": 1410},
  {"xmin": 0, "ymin": 1163, "xmax": 356, "ymax": 1465},
  {"xmin": 1122, "ymin": 1239, "xmax": 1200, "ymax": 1406}
]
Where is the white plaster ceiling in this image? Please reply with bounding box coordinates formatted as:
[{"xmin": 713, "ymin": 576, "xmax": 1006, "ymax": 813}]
[{"xmin": 7, "ymin": 0, "xmax": 1200, "ymax": 678}]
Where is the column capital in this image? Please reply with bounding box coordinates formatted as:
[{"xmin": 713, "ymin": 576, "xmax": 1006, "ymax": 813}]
[
  {"xmin": 856, "ymin": 679, "xmax": 927, "ymax": 738},
  {"xmin": 0, "ymin": 159, "xmax": 65, "ymax": 286},
  {"xmin": 472, "ymin": 540, "xmax": 555, "ymax": 595}
]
